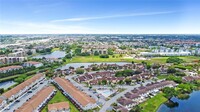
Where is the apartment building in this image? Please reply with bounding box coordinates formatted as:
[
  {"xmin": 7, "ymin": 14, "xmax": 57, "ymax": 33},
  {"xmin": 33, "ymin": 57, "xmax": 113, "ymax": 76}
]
[
  {"xmin": 48, "ymin": 102, "xmax": 70, "ymax": 112},
  {"xmin": 15, "ymin": 86, "xmax": 56, "ymax": 112},
  {"xmin": 0, "ymin": 73, "xmax": 45, "ymax": 109},
  {"xmin": 53, "ymin": 77, "xmax": 97, "ymax": 111},
  {"xmin": 23, "ymin": 61, "xmax": 43, "ymax": 68},
  {"xmin": 0, "ymin": 65, "xmax": 23, "ymax": 73}
]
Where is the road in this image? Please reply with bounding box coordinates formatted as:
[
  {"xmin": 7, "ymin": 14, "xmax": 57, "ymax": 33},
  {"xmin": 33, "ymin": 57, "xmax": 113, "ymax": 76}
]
[
  {"xmin": 2, "ymin": 79, "xmax": 49, "ymax": 112},
  {"xmin": 99, "ymin": 80, "xmax": 153, "ymax": 112}
]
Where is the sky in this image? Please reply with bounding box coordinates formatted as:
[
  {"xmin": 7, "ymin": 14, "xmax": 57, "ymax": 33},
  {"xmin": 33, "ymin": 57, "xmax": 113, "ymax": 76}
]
[{"xmin": 0, "ymin": 0, "xmax": 200, "ymax": 34}]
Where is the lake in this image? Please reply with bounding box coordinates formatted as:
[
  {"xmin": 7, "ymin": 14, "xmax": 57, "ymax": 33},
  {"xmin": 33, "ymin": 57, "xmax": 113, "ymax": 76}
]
[
  {"xmin": 58, "ymin": 62, "xmax": 130, "ymax": 70},
  {"xmin": 0, "ymin": 81, "xmax": 16, "ymax": 89},
  {"xmin": 157, "ymin": 91, "xmax": 200, "ymax": 112},
  {"xmin": 33, "ymin": 50, "xmax": 66, "ymax": 59}
]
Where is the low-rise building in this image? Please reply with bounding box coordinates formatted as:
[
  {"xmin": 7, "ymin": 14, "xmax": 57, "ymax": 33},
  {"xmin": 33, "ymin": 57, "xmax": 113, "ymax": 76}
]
[
  {"xmin": 0, "ymin": 65, "xmax": 23, "ymax": 73},
  {"xmin": 48, "ymin": 102, "xmax": 70, "ymax": 112},
  {"xmin": 0, "ymin": 73, "xmax": 45, "ymax": 109},
  {"xmin": 53, "ymin": 77, "xmax": 97, "ymax": 111},
  {"xmin": 23, "ymin": 61, "xmax": 43, "ymax": 68},
  {"xmin": 0, "ymin": 57, "xmax": 26, "ymax": 64},
  {"xmin": 15, "ymin": 86, "xmax": 56, "ymax": 112}
]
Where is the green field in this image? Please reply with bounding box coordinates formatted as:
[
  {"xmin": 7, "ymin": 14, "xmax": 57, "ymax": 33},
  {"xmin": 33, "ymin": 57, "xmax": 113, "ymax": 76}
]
[
  {"xmin": 64, "ymin": 55, "xmax": 200, "ymax": 64},
  {"xmin": 139, "ymin": 93, "xmax": 167, "ymax": 112},
  {"xmin": 41, "ymin": 87, "xmax": 79, "ymax": 112}
]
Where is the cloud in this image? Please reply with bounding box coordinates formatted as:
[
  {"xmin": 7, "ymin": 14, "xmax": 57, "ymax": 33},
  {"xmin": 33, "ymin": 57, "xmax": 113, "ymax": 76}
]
[
  {"xmin": 0, "ymin": 21, "xmax": 94, "ymax": 34},
  {"xmin": 50, "ymin": 11, "xmax": 177, "ymax": 22}
]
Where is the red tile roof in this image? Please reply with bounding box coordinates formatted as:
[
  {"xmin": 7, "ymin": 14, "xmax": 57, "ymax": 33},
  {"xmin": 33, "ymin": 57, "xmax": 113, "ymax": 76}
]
[{"xmin": 54, "ymin": 77, "xmax": 96, "ymax": 107}]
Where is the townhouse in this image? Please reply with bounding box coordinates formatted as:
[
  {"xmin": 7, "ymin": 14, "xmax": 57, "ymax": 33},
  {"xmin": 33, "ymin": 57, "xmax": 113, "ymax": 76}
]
[
  {"xmin": 0, "ymin": 73, "xmax": 45, "ymax": 109},
  {"xmin": 117, "ymin": 98, "xmax": 137, "ymax": 109},
  {"xmin": 15, "ymin": 86, "xmax": 56, "ymax": 112},
  {"xmin": 23, "ymin": 61, "xmax": 43, "ymax": 68},
  {"xmin": 0, "ymin": 65, "xmax": 23, "ymax": 73},
  {"xmin": 53, "ymin": 77, "xmax": 97, "ymax": 111},
  {"xmin": 117, "ymin": 80, "xmax": 176, "ymax": 110},
  {"xmin": 48, "ymin": 102, "xmax": 70, "ymax": 112}
]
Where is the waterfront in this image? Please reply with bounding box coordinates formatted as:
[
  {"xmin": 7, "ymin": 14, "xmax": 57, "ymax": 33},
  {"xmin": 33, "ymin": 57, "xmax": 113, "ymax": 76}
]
[
  {"xmin": 33, "ymin": 51, "xmax": 66, "ymax": 59},
  {"xmin": 58, "ymin": 62, "xmax": 130, "ymax": 70},
  {"xmin": 157, "ymin": 91, "xmax": 200, "ymax": 112}
]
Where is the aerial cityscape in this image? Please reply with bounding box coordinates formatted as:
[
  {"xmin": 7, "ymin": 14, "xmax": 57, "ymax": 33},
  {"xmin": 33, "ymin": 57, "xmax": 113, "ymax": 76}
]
[{"xmin": 0, "ymin": 0, "xmax": 200, "ymax": 112}]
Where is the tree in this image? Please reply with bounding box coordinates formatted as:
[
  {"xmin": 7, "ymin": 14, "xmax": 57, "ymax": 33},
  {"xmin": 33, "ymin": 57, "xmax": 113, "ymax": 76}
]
[
  {"xmin": 27, "ymin": 50, "xmax": 33, "ymax": 55},
  {"xmin": 94, "ymin": 51, "xmax": 99, "ymax": 56},
  {"xmin": 108, "ymin": 48, "xmax": 114, "ymax": 55},
  {"xmin": 162, "ymin": 87, "xmax": 177, "ymax": 99},
  {"xmin": 125, "ymin": 78, "xmax": 132, "ymax": 85},
  {"xmin": 102, "ymin": 80, "xmax": 107, "ymax": 85},
  {"xmin": 130, "ymin": 105, "xmax": 142, "ymax": 112},
  {"xmin": 45, "ymin": 48, "xmax": 52, "ymax": 52},
  {"xmin": 0, "ymin": 88, "xmax": 4, "ymax": 94},
  {"xmin": 167, "ymin": 67, "xmax": 176, "ymax": 73},
  {"xmin": 65, "ymin": 53, "xmax": 72, "ymax": 59},
  {"xmin": 75, "ymin": 68, "xmax": 84, "ymax": 74},
  {"xmin": 75, "ymin": 48, "xmax": 82, "ymax": 55},
  {"xmin": 166, "ymin": 57, "xmax": 184, "ymax": 64},
  {"xmin": 99, "ymin": 54, "xmax": 109, "ymax": 58}
]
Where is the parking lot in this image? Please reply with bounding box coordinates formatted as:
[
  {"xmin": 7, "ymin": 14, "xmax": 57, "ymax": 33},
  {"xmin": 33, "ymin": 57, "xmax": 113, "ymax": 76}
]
[{"xmin": 3, "ymin": 79, "xmax": 49, "ymax": 112}]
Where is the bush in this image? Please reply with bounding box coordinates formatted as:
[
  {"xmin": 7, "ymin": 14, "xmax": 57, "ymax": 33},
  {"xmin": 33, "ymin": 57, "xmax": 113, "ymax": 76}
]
[
  {"xmin": 94, "ymin": 51, "xmax": 99, "ymax": 56},
  {"xmin": 75, "ymin": 68, "xmax": 84, "ymax": 74},
  {"xmin": 166, "ymin": 57, "xmax": 184, "ymax": 64},
  {"xmin": 99, "ymin": 54, "xmax": 109, "ymax": 58}
]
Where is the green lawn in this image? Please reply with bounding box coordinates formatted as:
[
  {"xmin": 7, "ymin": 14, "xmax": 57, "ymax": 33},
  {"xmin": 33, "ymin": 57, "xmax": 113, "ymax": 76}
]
[
  {"xmin": 64, "ymin": 55, "xmax": 200, "ymax": 65},
  {"xmin": 51, "ymin": 48, "xmax": 60, "ymax": 52},
  {"xmin": 157, "ymin": 75, "xmax": 168, "ymax": 79},
  {"xmin": 67, "ymin": 55, "xmax": 134, "ymax": 63},
  {"xmin": 0, "ymin": 75, "xmax": 20, "ymax": 82},
  {"xmin": 41, "ymin": 87, "xmax": 79, "ymax": 112},
  {"xmin": 139, "ymin": 93, "xmax": 167, "ymax": 112}
]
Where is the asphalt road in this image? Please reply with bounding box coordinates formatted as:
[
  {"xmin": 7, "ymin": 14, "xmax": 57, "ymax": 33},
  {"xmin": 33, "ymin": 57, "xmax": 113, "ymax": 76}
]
[{"xmin": 99, "ymin": 80, "xmax": 153, "ymax": 112}]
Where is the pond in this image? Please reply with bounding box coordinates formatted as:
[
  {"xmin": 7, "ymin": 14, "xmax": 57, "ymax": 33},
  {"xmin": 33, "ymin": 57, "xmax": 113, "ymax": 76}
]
[
  {"xmin": 0, "ymin": 81, "xmax": 16, "ymax": 89},
  {"xmin": 33, "ymin": 50, "xmax": 66, "ymax": 59},
  {"xmin": 157, "ymin": 91, "xmax": 200, "ymax": 112},
  {"xmin": 58, "ymin": 62, "xmax": 130, "ymax": 70}
]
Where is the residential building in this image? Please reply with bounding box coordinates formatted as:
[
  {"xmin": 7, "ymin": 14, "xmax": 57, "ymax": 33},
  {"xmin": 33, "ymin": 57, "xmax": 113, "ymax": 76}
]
[
  {"xmin": 48, "ymin": 102, "xmax": 70, "ymax": 112},
  {"xmin": 15, "ymin": 86, "xmax": 56, "ymax": 112},
  {"xmin": 0, "ymin": 57, "xmax": 26, "ymax": 64},
  {"xmin": 23, "ymin": 61, "xmax": 43, "ymax": 68},
  {"xmin": 0, "ymin": 65, "xmax": 23, "ymax": 73},
  {"xmin": 53, "ymin": 77, "xmax": 97, "ymax": 110},
  {"xmin": 0, "ymin": 73, "xmax": 45, "ymax": 109}
]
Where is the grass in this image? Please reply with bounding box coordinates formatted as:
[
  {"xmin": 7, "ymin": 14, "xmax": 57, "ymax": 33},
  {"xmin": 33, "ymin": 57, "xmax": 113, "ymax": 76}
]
[
  {"xmin": 157, "ymin": 75, "xmax": 168, "ymax": 79},
  {"xmin": 139, "ymin": 93, "xmax": 167, "ymax": 112},
  {"xmin": 51, "ymin": 48, "xmax": 60, "ymax": 52},
  {"xmin": 41, "ymin": 87, "xmax": 79, "ymax": 112},
  {"xmin": 0, "ymin": 75, "xmax": 20, "ymax": 82},
  {"xmin": 64, "ymin": 55, "xmax": 200, "ymax": 65}
]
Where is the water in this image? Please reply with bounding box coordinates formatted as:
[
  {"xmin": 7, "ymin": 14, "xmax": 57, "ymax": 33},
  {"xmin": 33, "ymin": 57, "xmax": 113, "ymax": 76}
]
[
  {"xmin": 96, "ymin": 89, "xmax": 115, "ymax": 98},
  {"xmin": 0, "ymin": 81, "xmax": 16, "ymax": 89},
  {"xmin": 157, "ymin": 91, "xmax": 200, "ymax": 112},
  {"xmin": 58, "ymin": 62, "xmax": 130, "ymax": 70},
  {"xmin": 33, "ymin": 50, "xmax": 66, "ymax": 59}
]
